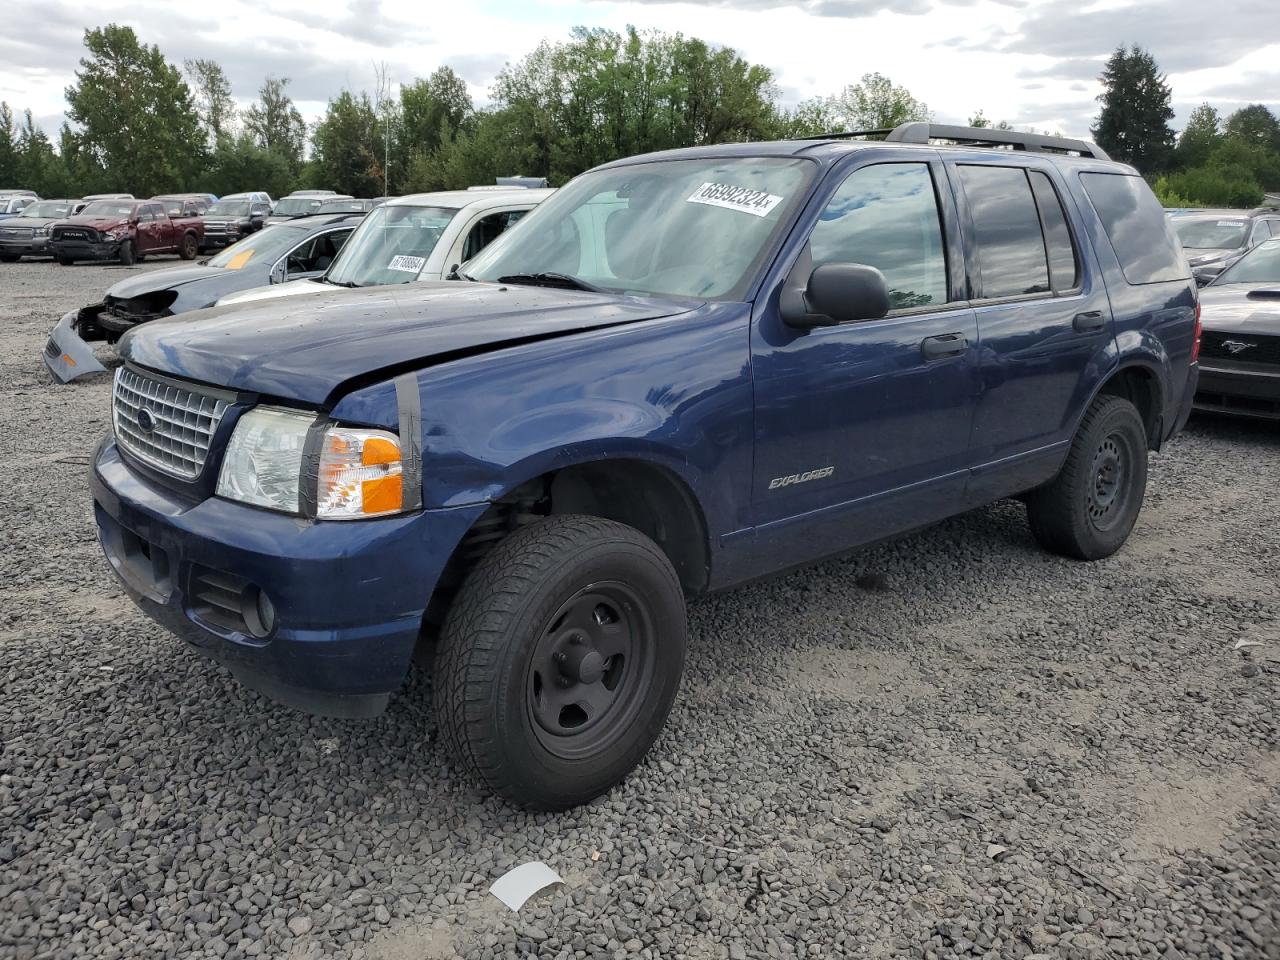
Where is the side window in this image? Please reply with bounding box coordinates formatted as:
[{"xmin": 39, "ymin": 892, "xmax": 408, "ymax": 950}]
[
  {"xmin": 958, "ymin": 165, "xmax": 1050, "ymax": 299},
  {"xmin": 1080, "ymin": 173, "xmax": 1188, "ymax": 285},
  {"xmin": 252, "ymin": 203, "xmax": 270, "ymax": 217},
  {"xmin": 136, "ymin": 208, "xmax": 152, "ymax": 222},
  {"xmin": 1250, "ymin": 220, "xmax": 1271, "ymax": 246},
  {"xmin": 1028, "ymin": 171, "xmax": 1080, "ymax": 292},
  {"xmin": 151, "ymin": 204, "xmax": 166, "ymax": 220},
  {"xmin": 461, "ymin": 211, "xmax": 525, "ymax": 262},
  {"xmin": 810, "ymin": 163, "xmax": 948, "ymax": 310}
]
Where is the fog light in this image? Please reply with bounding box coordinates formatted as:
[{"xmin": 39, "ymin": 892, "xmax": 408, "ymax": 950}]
[{"xmin": 242, "ymin": 586, "xmax": 276, "ymax": 638}]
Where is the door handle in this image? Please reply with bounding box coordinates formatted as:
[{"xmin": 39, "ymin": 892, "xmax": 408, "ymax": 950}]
[
  {"xmin": 1073, "ymin": 310, "xmax": 1107, "ymax": 333},
  {"xmin": 921, "ymin": 333, "xmax": 969, "ymax": 361}
]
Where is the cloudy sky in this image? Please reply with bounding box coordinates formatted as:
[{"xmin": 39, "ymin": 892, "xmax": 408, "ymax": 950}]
[{"xmin": 0, "ymin": 0, "xmax": 1276, "ymax": 141}]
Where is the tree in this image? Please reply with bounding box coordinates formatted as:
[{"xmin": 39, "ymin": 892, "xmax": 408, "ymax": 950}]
[
  {"xmin": 64, "ymin": 24, "xmax": 205, "ymax": 194},
  {"xmin": 1223, "ymin": 104, "xmax": 1280, "ymax": 155},
  {"xmin": 1176, "ymin": 103, "xmax": 1221, "ymax": 170},
  {"xmin": 830, "ymin": 73, "xmax": 929, "ymax": 130},
  {"xmin": 243, "ymin": 76, "xmax": 307, "ymax": 173},
  {"xmin": 310, "ymin": 90, "xmax": 384, "ymax": 195},
  {"xmin": 0, "ymin": 103, "xmax": 18, "ymax": 187},
  {"xmin": 205, "ymin": 134, "xmax": 294, "ymax": 197},
  {"xmin": 185, "ymin": 58, "xmax": 237, "ymax": 148},
  {"xmin": 15, "ymin": 111, "xmax": 72, "ymax": 197},
  {"xmin": 1092, "ymin": 45, "xmax": 1176, "ymax": 174}
]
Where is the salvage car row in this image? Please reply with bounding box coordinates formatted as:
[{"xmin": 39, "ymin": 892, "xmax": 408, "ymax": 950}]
[{"xmin": 0, "ymin": 189, "xmax": 387, "ymax": 265}]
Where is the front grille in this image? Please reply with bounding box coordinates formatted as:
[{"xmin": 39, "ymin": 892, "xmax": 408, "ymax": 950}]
[
  {"xmin": 189, "ymin": 565, "xmax": 250, "ymax": 634},
  {"xmin": 53, "ymin": 227, "xmax": 98, "ymax": 242},
  {"xmin": 0, "ymin": 226, "xmax": 32, "ymax": 238},
  {"xmin": 112, "ymin": 367, "xmax": 231, "ymax": 480},
  {"xmin": 1200, "ymin": 331, "xmax": 1280, "ymax": 365}
]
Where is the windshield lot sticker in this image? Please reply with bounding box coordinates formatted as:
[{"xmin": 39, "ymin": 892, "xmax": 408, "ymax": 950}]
[
  {"xmin": 388, "ymin": 255, "xmax": 426, "ymax": 273},
  {"xmin": 687, "ymin": 182, "xmax": 783, "ymax": 218}
]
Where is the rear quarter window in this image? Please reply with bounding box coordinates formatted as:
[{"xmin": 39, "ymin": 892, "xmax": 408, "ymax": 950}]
[{"xmin": 1081, "ymin": 173, "xmax": 1188, "ymax": 285}]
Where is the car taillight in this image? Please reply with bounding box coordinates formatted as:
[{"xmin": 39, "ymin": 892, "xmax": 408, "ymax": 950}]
[{"xmin": 1191, "ymin": 300, "xmax": 1202, "ymax": 363}]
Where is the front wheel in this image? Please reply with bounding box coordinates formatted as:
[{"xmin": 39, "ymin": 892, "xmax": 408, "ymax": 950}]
[
  {"xmin": 434, "ymin": 515, "xmax": 686, "ymax": 810},
  {"xmin": 1026, "ymin": 395, "xmax": 1148, "ymax": 560},
  {"xmin": 179, "ymin": 233, "xmax": 198, "ymax": 260},
  {"xmin": 118, "ymin": 240, "xmax": 136, "ymax": 266},
  {"xmin": 56, "ymin": 255, "xmax": 73, "ymax": 266}
]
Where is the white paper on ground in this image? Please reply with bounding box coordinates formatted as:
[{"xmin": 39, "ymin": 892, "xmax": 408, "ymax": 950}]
[{"xmin": 489, "ymin": 861, "xmax": 564, "ymax": 911}]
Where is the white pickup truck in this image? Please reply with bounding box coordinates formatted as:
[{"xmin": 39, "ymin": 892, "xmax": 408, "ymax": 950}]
[{"xmin": 216, "ymin": 188, "xmax": 554, "ymax": 307}]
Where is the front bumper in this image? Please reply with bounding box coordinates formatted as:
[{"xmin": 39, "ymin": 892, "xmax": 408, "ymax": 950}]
[
  {"xmin": 0, "ymin": 236, "xmax": 48, "ymax": 256},
  {"xmin": 201, "ymin": 230, "xmax": 246, "ymax": 249},
  {"xmin": 51, "ymin": 238, "xmax": 120, "ymax": 261},
  {"xmin": 90, "ymin": 437, "xmax": 485, "ymax": 716},
  {"xmin": 1194, "ymin": 361, "xmax": 1280, "ymax": 420}
]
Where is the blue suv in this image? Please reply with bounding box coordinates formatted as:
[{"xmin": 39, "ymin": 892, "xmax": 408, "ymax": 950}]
[{"xmin": 90, "ymin": 123, "xmax": 1199, "ymax": 809}]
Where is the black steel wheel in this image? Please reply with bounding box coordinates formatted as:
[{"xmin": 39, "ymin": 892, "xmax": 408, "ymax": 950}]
[
  {"xmin": 1027, "ymin": 395, "xmax": 1148, "ymax": 560},
  {"xmin": 434, "ymin": 515, "xmax": 686, "ymax": 810}
]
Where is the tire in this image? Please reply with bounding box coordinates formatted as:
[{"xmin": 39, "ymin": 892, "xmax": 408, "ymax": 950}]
[
  {"xmin": 56, "ymin": 256, "xmax": 73, "ymax": 266},
  {"xmin": 179, "ymin": 233, "xmax": 198, "ymax": 260},
  {"xmin": 118, "ymin": 241, "xmax": 136, "ymax": 266},
  {"xmin": 434, "ymin": 515, "xmax": 686, "ymax": 810},
  {"xmin": 0, "ymin": 254, "xmax": 19, "ymax": 263},
  {"xmin": 1026, "ymin": 395, "xmax": 1148, "ymax": 561}
]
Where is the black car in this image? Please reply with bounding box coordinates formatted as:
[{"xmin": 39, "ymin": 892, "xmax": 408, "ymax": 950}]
[
  {"xmin": 1195, "ymin": 238, "xmax": 1280, "ymax": 419},
  {"xmin": 0, "ymin": 199, "xmax": 75, "ymax": 261},
  {"xmin": 1171, "ymin": 206, "xmax": 1280, "ymax": 285},
  {"xmin": 45, "ymin": 215, "xmax": 361, "ymax": 382},
  {"xmin": 201, "ymin": 195, "xmax": 274, "ymax": 249}
]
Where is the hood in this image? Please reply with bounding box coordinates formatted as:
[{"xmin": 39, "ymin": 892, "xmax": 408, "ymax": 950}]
[
  {"xmin": 1199, "ymin": 284, "xmax": 1280, "ymax": 336},
  {"xmin": 1, "ymin": 216, "xmax": 64, "ymax": 229},
  {"xmin": 106, "ymin": 264, "xmax": 227, "ymax": 299},
  {"xmin": 1186, "ymin": 247, "xmax": 1238, "ymax": 267},
  {"xmin": 58, "ymin": 214, "xmax": 128, "ymax": 230},
  {"xmin": 217, "ymin": 277, "xmax": 326, "ymax": 307},
  {"xmin": 121, "ymin": 281, "xmax": 697, "ymax": 406}
]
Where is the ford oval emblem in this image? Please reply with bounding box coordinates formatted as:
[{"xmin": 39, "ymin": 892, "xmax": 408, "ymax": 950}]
[{"xmin": 136, "ymin": 407, "xmax": 156, "ymax": 433}]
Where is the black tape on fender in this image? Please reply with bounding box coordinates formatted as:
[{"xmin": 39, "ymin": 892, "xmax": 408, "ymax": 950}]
[{"xmin": 395, "ymin": 374, "xmax": 424, "ymax": 512}]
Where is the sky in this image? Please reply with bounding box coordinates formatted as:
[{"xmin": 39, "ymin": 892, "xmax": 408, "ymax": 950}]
[{"xmin": 0, "ymin": 0, "xmax": 1277, "ymax": 142}]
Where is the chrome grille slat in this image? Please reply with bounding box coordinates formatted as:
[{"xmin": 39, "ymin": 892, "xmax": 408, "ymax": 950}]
[{"xmin": 112, "ymin": 367, "xmax": 229, "ymax": 480}]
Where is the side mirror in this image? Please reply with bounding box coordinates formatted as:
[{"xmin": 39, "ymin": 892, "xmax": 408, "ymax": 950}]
[
  {"xmin": 781, "ymin": 262, "xmax": 891, "ymax": 329},
  {"xmin": 269, "ymin": 261, "xmax": 287, "ymax": 284}
]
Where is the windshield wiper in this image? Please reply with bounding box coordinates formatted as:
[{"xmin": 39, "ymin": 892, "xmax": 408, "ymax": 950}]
[
  {"xmin": 323, "ymin": 277, "xmax": 359, "ymax": 288},
  {"xmin": 496, "ymin": 272, "xmax": 603, "ymax": 293}
]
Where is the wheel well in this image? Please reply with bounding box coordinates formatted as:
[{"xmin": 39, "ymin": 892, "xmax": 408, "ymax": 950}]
[
  {"xmin": 1098, "ymin": 366, "xmax": 1161, "ymax": 448},
  {"xmin": 424, "ymin": 460, "xmax": 710, "ymax": 639}
]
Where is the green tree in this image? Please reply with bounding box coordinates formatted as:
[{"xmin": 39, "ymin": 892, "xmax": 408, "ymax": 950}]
[
  {"xmin": 185, "ymin": 58, "xmax": 237, "ymax": 148},
  {"xmin": 831, "ymin": 73, "xmax": 929, "ymax": 130},
  {"xmin": 396, "ymin": 67, "xmax": 474, "ymax": 189},
  {"xmin": 205, "ymin": 134, "xmax": 294, "ymax": 197},
  {"xmin": 15, "ymin": 111, "xmax": 73, "ymax": 197},
  {"xmin": 0, "ymin": 103, "xmax": 18, "ymax": 186},
  {"xmin": 243, "ymin": 76, "xmax": 307, "ymax": 173},
  {"xmin": 1176, "ymin": 103, "xmax": 1221, "ymax": 170},
  {"xmin": 1092, "ymin": 45, "xmax": 1175, "ymax": 174},
  {"xmin": 1223, "ymin": 104, "xmax": 1280, "ymax": 155},
  {"xmin": 64, "ymin": 24, "xmax": 204, "ymax": 194},
  {"xmin": 779, "ymin": 97, "xmax": 842, "ymax": 138},
  {"xmin": 310, "ymin": 90, "xmax": 383, "ymax": 195}
]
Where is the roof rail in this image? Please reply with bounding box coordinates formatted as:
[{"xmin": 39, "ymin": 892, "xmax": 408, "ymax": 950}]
[{"xmin": 802, "ymin": 122, "xmax": 1110, "ymax": 161}]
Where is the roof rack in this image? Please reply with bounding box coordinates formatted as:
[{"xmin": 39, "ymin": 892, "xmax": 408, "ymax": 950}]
[{"xmin": 802, "ymin": 122, "xmax": 1110, "ymax": 161}]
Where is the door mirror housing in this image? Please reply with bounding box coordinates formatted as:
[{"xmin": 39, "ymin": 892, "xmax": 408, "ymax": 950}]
[
  {"xmin": 781, "ymin": 261, "xmax": 892, "ymax": 329},
  {"xmin": 269, "ymin": 261, "xmax": 287, "ymax": 284}
]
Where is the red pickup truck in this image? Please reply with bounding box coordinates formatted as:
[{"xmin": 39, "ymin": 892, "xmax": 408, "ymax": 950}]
[{"xmin": 49, "ymin": 197, "xmax": 205, "ymax": 266}]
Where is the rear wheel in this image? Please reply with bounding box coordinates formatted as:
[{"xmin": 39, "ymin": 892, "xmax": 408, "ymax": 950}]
[
  {"xmin": 0, "ymin": 254, "xmax": 19, "ymax": 263},
  {"xmin": 434, "ymin": 515, "xmax": 686, "ymax": 810},
  {"xmin": 179, "ymin": 233, "xmax": 198, "ymax": 260},
  {"xmin": 1026, "ymin": 395, "xmax": 1148, "ymax": 560},
  {"xmin": 118, "ymin": 241, "xmax": 136, "ymax": 266}
]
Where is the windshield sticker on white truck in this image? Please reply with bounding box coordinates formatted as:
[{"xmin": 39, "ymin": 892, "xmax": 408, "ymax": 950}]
[
  {"xmin": 687, "ymin": 182, "xmax": 784, "ymax": 218},
  {"xmin": 387, "ymin": 255, "xmax": 425, "ymax": 273}
]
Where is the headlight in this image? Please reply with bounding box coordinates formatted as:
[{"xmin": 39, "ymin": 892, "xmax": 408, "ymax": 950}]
[
  {"xmin": 216, "ymin": 408, "xmax": 405, "ymax": 519},
  {"xmin": 32, "ymin": 227, "xmax": 45, "ymax": 236},
  {"xmin": 107, "ymin": 227, "xmax": 129, "ymax": 240},
  {"xmin": 216, "ymin": 407, "xmax": 314, "ymax": 512},
  {"xmin": 317, "ymin": 427, "xmax": 403, "ymax": 519}
]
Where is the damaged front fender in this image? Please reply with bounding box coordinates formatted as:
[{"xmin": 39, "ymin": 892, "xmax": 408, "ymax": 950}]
[{"xmin": 43, "ymin": 309, "xmax": 109, "ymax": 383}]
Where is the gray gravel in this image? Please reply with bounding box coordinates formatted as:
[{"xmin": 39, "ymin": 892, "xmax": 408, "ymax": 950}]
[{"xmin": 2, "ymin": 258, "xmax": 1278, "ymax": 960}]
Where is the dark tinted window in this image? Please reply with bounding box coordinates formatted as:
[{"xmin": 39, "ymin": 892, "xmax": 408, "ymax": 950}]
[
  {"xmin": 959, "ymin": 165, "xmax": 1049, "ymax": 298},
  {"xmin": 810, "ymin": 163, "xmax": 948, "ymax": 310},
  {"xmin": 1028, "ymin": 171, "xmax": 1078, "ymax": 291},
  {"xmin": 1081, "ymin": 173, "xmax": 1188, "ymax": 285}
]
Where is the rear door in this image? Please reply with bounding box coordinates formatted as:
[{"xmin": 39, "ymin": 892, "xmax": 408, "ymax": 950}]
[
  {"xmin": 749, "ymin": 155, "xmax": 980, "ymax": 569},
  {"xmin": 948, "ymin": 160, "xmax": 1114, "ymax": 502}
]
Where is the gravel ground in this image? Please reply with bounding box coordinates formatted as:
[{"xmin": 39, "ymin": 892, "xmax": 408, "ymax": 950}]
[{"xmin": 1, "ymin": 258, "xmax": 1278, "ymax": 960}]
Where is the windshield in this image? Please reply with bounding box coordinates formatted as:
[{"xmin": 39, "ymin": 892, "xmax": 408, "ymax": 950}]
[
  {"xmin": 274, "ymin": 197, "xmax": 325, "ymax": 216},
  {"xmin": 318, "ymin": 200, "xmax": 366, "ymax": 213},
  {"xmin": 206, "ymin": 224, "xmax": 308, "ymax": 270},
  {"xmin": 80, "ymin": 201, "xmax": 136, "ymax": 218},
  {"xmin": 1214, "ymin": 241, "xmax": 1280, "ymax": 284},
  {"xmin": 323, "ymin": 204, "xmax": 458, "ymax": 286},
  {"xmin": 467, "ymin": 157, "xmax": 813, "ymax": 299},
  {"xmin": 19, "ymin": 201, "xmax": 70, "ymax": 219},
  {"xmin": 208, "ymin": 200, "xmax": 250, "ymax": 217},
  {"xmin": 1174, "ymin": 217, "xmax": 1249, "ymax": 250}
]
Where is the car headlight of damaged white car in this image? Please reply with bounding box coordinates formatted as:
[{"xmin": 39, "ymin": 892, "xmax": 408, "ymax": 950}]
[{"xmin": 216, "ymin": 407, "xmax": 404, "ymax": 518}]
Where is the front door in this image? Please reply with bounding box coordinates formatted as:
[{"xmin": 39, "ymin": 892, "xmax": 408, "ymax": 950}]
[{"xmin": 747, "ymin": 159, "xmax": 979, "ymax": 576}]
